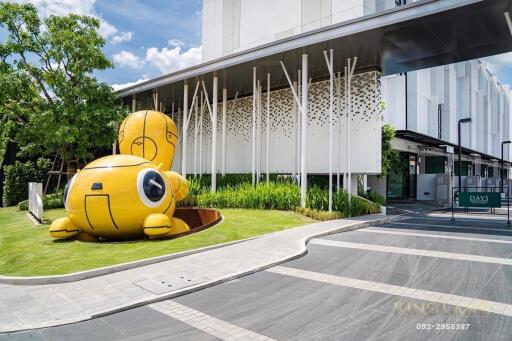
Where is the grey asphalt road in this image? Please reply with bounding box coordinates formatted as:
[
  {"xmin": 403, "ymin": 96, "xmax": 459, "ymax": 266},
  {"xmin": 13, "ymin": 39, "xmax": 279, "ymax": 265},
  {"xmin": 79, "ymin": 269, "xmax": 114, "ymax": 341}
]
[{"xmin": 4, "ymin": 212, "xmax": 512, "ymax": 341}]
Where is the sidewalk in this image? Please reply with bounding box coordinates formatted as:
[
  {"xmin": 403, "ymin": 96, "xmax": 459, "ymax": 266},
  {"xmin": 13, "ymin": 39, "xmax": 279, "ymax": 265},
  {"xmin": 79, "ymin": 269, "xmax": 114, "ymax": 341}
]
[{"xmin": 0, "ymin": 213, "xmax": 399, "ymax": 333}]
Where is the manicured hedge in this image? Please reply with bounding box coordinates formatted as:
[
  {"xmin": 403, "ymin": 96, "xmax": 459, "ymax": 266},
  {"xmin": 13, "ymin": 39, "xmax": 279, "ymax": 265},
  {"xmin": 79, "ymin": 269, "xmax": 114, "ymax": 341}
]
[
  {"xmin": 187, "ymin": 181, "xmax": 380, "ymax": 219},
  {"xmin": 17, "ymin": 193, "xmax": 64, "ymax": 211},
  {"xmin": 2, "ymin": 158, "xmax": 52, "ymax": 206}
]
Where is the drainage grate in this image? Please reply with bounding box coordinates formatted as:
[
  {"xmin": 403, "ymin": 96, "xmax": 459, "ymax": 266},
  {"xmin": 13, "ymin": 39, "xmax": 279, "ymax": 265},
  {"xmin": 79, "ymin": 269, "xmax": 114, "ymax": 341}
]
[{"xmin": 133, "ymin": 274, "xmax": 209, "ymax": 294}]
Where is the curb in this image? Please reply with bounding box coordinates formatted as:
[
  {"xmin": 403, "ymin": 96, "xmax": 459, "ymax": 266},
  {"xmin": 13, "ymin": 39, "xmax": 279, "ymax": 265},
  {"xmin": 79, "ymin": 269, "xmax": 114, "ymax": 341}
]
[
  {"xmin": 0, "ymin": 217, "xmax": 272, "ymax": 286},
  {"xmin": 0, "ymin": 213, "xmax": 404, "ymax": 333}
]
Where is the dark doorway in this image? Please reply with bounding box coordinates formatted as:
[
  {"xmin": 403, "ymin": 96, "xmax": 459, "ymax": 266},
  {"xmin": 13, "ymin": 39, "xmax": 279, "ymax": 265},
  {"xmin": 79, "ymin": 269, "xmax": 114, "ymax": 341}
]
[{"xmin": 387, "ymin": 152, "xmax": 417, "ymax": 200}]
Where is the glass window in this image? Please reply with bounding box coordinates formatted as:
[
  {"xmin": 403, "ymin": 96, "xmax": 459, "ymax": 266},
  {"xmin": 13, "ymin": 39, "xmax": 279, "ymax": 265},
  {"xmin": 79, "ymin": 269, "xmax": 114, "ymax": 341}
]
[
  {"xmin": 424, "ymin": 156, "xmax": 445, "ymax": 174},
  {"xmin": 488, "ymin": 167, "xmax": 494, "ymax": 178},
  {"xmin": 454, "ymin": 161, "xmax": 472, "ymax": 176}
]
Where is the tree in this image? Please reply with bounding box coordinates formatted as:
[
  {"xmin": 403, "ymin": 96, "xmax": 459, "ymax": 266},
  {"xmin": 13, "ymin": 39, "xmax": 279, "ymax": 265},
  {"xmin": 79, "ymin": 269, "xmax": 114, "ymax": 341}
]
[{"xmin": 0, "ymin": 2, "xmax": 123, "ymax": 170}]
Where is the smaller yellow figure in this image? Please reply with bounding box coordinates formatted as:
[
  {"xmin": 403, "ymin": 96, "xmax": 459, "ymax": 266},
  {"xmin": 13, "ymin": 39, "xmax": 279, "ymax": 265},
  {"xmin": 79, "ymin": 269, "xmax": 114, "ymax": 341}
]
[
  {"xmin": 49, "ymin": 155, "xmax": 189, "ymax": 241},
  {"xmin": 118, "ymin": 110, "xmax": 178, "ymax": 171}
]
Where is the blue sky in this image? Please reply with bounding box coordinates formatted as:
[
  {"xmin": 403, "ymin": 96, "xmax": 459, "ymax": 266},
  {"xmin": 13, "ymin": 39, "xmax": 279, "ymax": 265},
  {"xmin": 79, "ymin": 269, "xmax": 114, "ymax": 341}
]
[
  {"xmin": 12, "ymin": 0, "xmax": 203, "ymax": 90},
  {"xmin": 6, "ymin": 0, "xmax": 512, "ymax": 90}
]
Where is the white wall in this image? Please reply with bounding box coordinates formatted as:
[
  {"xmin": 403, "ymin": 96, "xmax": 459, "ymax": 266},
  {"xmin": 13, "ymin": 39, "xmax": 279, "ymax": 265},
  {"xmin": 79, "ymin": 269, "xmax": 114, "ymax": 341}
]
[
  {"xmin": 202, "ymin": 0, "xmax": 400, "ymax": 61},
  {"xmin": 381, "ymin": 60, "xmax": 512, "ymax": 162},
  {"xmin": 173, "ymin": 71, "xmax": 382, "ymax": 175}
]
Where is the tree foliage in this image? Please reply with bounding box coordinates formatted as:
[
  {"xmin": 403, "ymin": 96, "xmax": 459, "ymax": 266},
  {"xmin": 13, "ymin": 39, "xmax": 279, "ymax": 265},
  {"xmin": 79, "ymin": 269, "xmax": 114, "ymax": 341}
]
[
  {"xmin": 381, "ymin": 124, "xmax": 399, "ymax": 176},
  {"xmin": 0, "ymin": 2, "xmax": 123, "ymax": 165}
]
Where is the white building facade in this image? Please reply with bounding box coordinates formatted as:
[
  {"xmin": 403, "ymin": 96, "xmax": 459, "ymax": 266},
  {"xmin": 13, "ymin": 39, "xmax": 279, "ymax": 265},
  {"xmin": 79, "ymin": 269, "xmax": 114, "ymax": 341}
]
[
  {"xmin": 201, "ymin": 0, "xmax": 512, "ymax": 202},
  {"xmin": 202, "ymin": 0, "xmax": 412, "ymax": 62}
]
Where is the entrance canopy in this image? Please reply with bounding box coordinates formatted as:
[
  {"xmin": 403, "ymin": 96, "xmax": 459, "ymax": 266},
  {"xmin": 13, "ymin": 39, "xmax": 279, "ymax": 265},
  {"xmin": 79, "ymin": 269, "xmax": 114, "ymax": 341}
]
[
  {"xmin": 116, "ymin": 0, "xmax": 512, "ymax": 110},
  {"xmin": 395, "ymin": 130, "xmax": 512, "ymax": 166}
]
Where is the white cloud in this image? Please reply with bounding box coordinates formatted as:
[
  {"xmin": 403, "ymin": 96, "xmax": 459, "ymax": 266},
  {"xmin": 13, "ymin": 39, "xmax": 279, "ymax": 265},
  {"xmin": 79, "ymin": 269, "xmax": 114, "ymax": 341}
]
[
  {"xmin": 168, "ymin": 39, "xmax": 185, "ymax": 48},
  {"xmin": 482, "ymin": 52, "xmax": 512, "ymax": 73},
  {"xmin": 111, "ymin": 31, "xmax": 133, "ymax": 44},
  {"xmin": 112, "ymin": 51, "xmax": 144, "ymax": 69},
  {"xmin": 111, "ymin": 74, "xmax": 149, "ymax": 91},
  {"xmin": 16, "ymin": 0, "xmax": 131, "ymax": 41},
  {"xmin": 146, "ymin": 44, "xmax": 202, "ymax": 74}
]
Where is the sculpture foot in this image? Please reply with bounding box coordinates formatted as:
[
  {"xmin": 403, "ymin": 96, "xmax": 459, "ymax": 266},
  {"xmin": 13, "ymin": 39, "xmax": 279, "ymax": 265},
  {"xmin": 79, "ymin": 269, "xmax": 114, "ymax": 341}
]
[
  {"xmin": 75, "ymin": 232, "xmax": 98, "ymax": 243},
  {"xmin": 143, "ymin": 213, "xmax": 172, "ymax": 237},
  {"xmin": 49, "ymin": 217, "xmax": 79, "ymax": 239},
  {"xmin": 146, "ymin": 216, "xmax": 190, "ymax": 239}
]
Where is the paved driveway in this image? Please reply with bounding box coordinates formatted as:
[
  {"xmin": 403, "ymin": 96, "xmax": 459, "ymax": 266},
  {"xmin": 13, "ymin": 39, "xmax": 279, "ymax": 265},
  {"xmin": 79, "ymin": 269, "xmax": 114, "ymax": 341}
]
[{"xmin": 4, "ymin": 212, "xmax": 512, "ymax": 340}]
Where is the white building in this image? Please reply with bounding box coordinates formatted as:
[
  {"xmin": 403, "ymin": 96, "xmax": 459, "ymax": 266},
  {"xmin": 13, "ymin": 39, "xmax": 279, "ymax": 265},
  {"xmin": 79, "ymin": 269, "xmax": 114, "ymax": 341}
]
[{"xmin": 115, "ymin": 0, "xmax": 512, "ymax": 206}]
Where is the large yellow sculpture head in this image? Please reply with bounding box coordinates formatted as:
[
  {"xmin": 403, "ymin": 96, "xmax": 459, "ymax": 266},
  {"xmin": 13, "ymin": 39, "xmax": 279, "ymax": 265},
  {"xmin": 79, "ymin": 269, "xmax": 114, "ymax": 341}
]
[{"xmin": 118, "ymin": 110, "xmax": 178, "ymax": 171}]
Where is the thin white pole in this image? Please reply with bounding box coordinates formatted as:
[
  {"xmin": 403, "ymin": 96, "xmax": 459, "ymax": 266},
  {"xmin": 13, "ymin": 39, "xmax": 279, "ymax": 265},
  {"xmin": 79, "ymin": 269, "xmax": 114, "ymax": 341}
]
[
  {"xmin": 194, "ymin": 92, "xmax": 199, "ymax": 177},
  {"xmin": 293, "ymin": 80, "xmax": 298, "ymax": 179},
  {"xmin": 301, "ymin": 54, "xmax": 308, "ymax": 208},
  {"xmin": 257, "ymin": 82, "xmax": 262, "ymax": 184},
  {"xmin": 131, "ymin": 95, "xmax": 136, "ymax": 112},
  {"xmin": 199, "ymin": 94, "xmax": 203, "ymax": 177},
  {"xmin": 344, "ymin": 66, "xmax": 348, "ymax": 192},
  {"xmin": 171, "ymin": 101, "xmax": 175, "ymax": 121},
  {"xmin": 211, "ymin": 76, "xmax": 218, "ymax": 192},
  {"xmin": 297, "ymin": 69, "xmax": 302, "ymax": 186},
  {"xmin": 221, "ymin": 88, "xmax": 227, "ymax": 177},
  {"xmin": 181, "ymin": 84, "xmax": 189, "ymax": 178},
  {"xmin": 252, "ymin": 67, "xmax": 257, "ymax": 186},
  {"xmin": 324, "ymin": 49, "xmax": 334, "ymax": 212},
  {"xmin": 335, "ymin": 72, "xmax": 341, "ymax": 192},
  {"xmin": 266, "ymin": 73, "xmax": 270, "ymax": 183},
  {"xmin": 347, "ymin": 57, "xmax": 357, "ymax": 200},
  {"xmin": 153, "ymin": 89, "xmax": 158, "ymax": 111}
]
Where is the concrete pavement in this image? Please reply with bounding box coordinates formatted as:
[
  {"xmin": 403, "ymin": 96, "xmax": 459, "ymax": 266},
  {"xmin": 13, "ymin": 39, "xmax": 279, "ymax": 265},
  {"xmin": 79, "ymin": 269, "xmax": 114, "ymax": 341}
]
[
  {"xmin": 6, "ymin": 212, "xmax": 512, "ymax": 340},
  {"xmin": 0, "ymin": 213, "xmax": 397, "ymax": 333}
]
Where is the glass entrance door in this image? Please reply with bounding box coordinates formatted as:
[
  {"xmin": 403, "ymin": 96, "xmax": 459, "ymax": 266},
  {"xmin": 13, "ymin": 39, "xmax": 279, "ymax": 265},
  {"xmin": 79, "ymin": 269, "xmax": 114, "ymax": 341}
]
[{"xmin": 387, "ymin": 152, "xmax": 417, "ymax": 200}]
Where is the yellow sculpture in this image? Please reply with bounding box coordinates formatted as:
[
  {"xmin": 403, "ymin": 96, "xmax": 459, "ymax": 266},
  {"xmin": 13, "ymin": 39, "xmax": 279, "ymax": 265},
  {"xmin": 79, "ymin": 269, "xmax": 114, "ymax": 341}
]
[
  {"xmin": 118, "ymin": 110, "xmax": 178, "ymax": 172},
  {"xmin": 49, "ymin": 110, "xmax": 189, "ymax": 241}
]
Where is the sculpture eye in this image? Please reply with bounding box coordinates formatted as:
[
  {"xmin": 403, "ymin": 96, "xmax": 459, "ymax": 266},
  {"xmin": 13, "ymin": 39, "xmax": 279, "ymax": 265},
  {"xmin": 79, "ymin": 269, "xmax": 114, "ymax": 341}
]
[
  {"xmin": 137, "ymin": 169, "xmax": 166, "ymax": 207},
  {"xmin": 63, "ymin": 174, "xmax": 76, "ymax": 210}
]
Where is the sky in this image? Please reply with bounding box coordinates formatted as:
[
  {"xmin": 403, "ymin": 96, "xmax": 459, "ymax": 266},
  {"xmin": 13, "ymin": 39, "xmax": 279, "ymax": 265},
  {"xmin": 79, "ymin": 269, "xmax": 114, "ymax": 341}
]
[
  {"xmin": 5, "ymin": 0, "xmax": 512, "ymax": 91},
  {"xmin": 10, "ymin": 0, "xmax": 204, "ymax": 91}
]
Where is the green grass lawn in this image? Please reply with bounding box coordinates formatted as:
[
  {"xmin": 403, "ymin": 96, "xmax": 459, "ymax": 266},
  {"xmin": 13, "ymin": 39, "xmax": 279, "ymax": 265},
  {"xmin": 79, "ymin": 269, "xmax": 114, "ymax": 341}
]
[{"xmin": 0, "ymin": 207, "xmax": 315, "ymax": 276}]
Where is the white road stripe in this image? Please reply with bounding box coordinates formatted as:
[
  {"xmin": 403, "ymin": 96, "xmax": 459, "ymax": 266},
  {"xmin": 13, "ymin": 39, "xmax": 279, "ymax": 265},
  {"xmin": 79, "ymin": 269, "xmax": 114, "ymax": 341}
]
[
  {"xmin": 267, "ymin": 266, "xmax": 512, "ymax": 317},
  {"xmin": 150, "ymin": 300, "xmax": 275, "ymax": 341},
  {"xmin": 310, "ymin": 239, "xmax": 512, "ymax": 266},
  {"xmin": 392, "ymin": 221, "xmax": 512, "ymax": 233},
  {"xmin": 360, "ymin": 228, "xmax": 512, "ymax": 245}
]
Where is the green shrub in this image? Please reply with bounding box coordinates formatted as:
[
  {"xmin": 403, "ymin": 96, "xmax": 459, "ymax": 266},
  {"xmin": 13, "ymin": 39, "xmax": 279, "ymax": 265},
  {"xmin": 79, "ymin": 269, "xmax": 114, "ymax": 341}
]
[
  {"xmin": 295, "ymin": 207, "xmax": 342, "ymax": 221},
  {"xmin": 17, "ymin": 192, "xmax": 64, "ymax": 211},
  {"xmin": 197, "ymin": 182, "xmax": 300, "ymax": 210},
  {"xmin": 2, "ymin": 158, "xmax": 52, "ymax": 206}
]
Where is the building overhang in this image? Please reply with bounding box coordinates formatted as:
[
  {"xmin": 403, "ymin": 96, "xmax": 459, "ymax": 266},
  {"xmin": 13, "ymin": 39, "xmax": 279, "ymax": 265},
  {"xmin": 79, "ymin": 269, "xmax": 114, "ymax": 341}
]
[
  {"xmin": 115, "ymin": 0, "xmax": 512, "ymax": 111},
  {"xmin": 395, "ymin": 130, "xmax": 512, "ymax": 166}
]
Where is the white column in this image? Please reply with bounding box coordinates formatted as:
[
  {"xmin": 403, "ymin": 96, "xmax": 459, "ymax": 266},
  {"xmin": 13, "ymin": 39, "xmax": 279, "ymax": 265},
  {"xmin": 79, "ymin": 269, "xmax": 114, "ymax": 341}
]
[
  {"xmin": 297, "ymin": 70, "xmax": 302, "ymax": 185},
  {"xmin": 131, "ymin": 95, "xmax": 136, "ymax": 112},
  {"xmin": 301, "ymin": 54, "xmax": 308, "ymax": 208},
  {"xmin": 324, "ymin": 49, "xmax": 334, "ymax": 212},
  {"xmin": 199, "ymin": 94, "xmax": 203, "ymax": 177},
  {"xmin": 293, "ymin": 80, "xmax": 298, "ymax": 179},
  {"xmin": 222, "ymin": 88, "xmax": 227, "ymax": 177},
  {"xmin": 266, "ymin": 73, "xmax": 270, "ymax": 182},
  {"xmin": 257, "ymin": 81, "xmax": 262, "ymax": 184},
  {"xmin": 211, "ymin": 76, "xmax": 218, "ymax": 192},
  {"xmin": 252, "ymin": 67, "xmax": 257, "ymax": 186},
  {"xmin": 194, "ymin": 93, "xmax": 199, "ymax": 176},
  {"xmin": 181, "ymin": 84, "xmax": 189, "ymax": 178},
  {"xmin": 171, "ymin": 102, "xmax": 175, "ymax": 121}
]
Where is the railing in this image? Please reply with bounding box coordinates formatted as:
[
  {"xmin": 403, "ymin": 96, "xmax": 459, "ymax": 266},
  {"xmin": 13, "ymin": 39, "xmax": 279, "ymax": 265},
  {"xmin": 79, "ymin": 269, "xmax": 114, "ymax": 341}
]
[{"xmin": 451, "ymin": 186, "xmax": 510, "ymax": 225}]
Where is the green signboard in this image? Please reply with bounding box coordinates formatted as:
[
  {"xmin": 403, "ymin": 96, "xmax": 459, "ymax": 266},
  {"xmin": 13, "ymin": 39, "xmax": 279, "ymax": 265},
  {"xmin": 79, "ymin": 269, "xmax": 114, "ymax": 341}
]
[{"xmin": 459, "ymin": 192, "xmax": 501, "ymax": 208}]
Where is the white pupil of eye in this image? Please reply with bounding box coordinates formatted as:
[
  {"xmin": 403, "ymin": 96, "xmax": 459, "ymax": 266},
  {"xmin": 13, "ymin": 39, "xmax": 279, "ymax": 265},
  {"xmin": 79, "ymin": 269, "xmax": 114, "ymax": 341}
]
[{"xmin": 150, "ymin": 179, "xmax": 162, "ymax": 189}]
